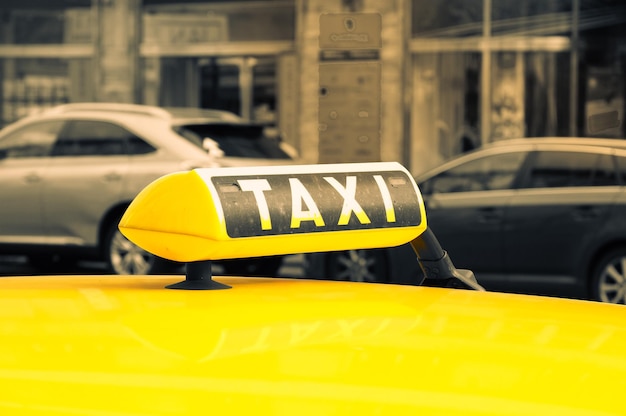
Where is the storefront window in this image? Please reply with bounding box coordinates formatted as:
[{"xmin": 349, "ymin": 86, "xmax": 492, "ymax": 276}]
[
  {"xmin": 200, "ymin": 59, "xmax": 241, "ymax": 116},
  {"xmin": 6, "ymin": 11, "xmax": 64, "ymax": 44},
  {"xmin": 412, "ymin": 0, "xmax": 483, "ymax": 37},
  {"xmin": 252, "ymin": 58, "xmax": 277, "ymax": 125},
  {"xmin": 0, "ymin": 5, "xmax": 92, "ymax": 126},
  {"xmin": 492, "ymin": 0, "xmax": 571, "ymax": 36},
  {"xmin": 411, "ymin": 53, "xmax": 481, "ymax": 163},
  {"xmin": 2, "ymin": 59, "xmax": 70, "ymax": 125},
  {"xmin": 525, "ymin": 52, "xmax": 571, "ymax": 137},
  {"xmin": 489, "ymin": 51, "xmax": 571, "ymax": 140},
  {"xmin": 578, "ymin": 0, "xmax": 625, "ymax": 137}
]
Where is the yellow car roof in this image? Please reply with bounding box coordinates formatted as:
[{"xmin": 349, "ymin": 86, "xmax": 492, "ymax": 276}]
[{"xmin": 1, "ymin": 275, "xmax": 626, "ymax": 415}]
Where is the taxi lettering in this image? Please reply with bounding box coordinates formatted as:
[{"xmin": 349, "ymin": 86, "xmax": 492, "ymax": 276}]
[
  {"xmin": 212, "ymin": 169, "xmax": 422, "ymax": 238},
  {"xmin": 237, "ymin": 175, "xmax": 389, "ymax": 231}
]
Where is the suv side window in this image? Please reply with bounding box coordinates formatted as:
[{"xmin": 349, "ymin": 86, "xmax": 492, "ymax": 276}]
[
  {"xmin": 421, "ymin": 151, "xmax": 528, "ymax": 194},
  {"xmin": 524, "ymin": 150, "xmax": 617, "ymax": 188},
  {"xmin": 51, "ymin": 120, "xmax": 155, "ymax": 156},
  {"xmin": 615, "ymin": 155, "xmax": 626, "ymax": 185},
  {"xmin": 127, "ymin": 136, "xmax": 156, "ymax": 155},
  {"xmin": 0, "ymin": 120, "xmax": 64, "ymax": 159}
]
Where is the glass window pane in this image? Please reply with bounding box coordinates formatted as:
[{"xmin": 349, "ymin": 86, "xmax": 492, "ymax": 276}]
[
  {"xmin": 411, "ymin": 52, "xmax": 482, "ymax": 165},
  {"xmin": 179, "ymin": 123, "xmax": 291, "ymax": 159},
  {"xmin": 2, "ymin": 7, "xmax": 92, "ymax": 46},
  {"xmin": 200, "ymin": 61, "xmax": 241, "ymax": 116},
  {"xmin": 525, "ymin": 151, "xmax": 617, "ymax": 188},
  {"xmin": 2, "ymin": 59, "xmax": 70, "ymax": 126},
  {"xmin": 427, "ymin": 151, "xmax": 527, "ymax": 193},
  {"xmin": 492, "ymin": 0, "xmax": 571, "ymax": 36},
  {"xmin": 0, "ymin": 120, "xmax": 64, "ymax": 159},
  {"xmin": 616, "ymin": 155, "xmax": 626, "ymax": 185},
  {"xmin": 52, "ymin": 120, "xmax": 132, "ymax": 157},
  {"xmin": 128, "ymin": 136, "xmax": 156, "ymax": 155},
  {"xmin": 253, "ymin": 58, "xmax": 277, "ymax": 124},
  {"xmin": 12, "ymin": 12, "xmax": 64, "ymax": 44},
  {"xmin": 412, "ymin": 0, "xmax": 483, "ymax": 37}
]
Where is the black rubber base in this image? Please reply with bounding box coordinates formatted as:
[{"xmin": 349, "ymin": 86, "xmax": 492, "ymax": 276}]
[
  {"xmin": 166, "ymin": 279, "xmax": 231, "ymax": 290},
  {"xmin": 165, "ymin": 260, "xmax": 232, "ymax": 290}
]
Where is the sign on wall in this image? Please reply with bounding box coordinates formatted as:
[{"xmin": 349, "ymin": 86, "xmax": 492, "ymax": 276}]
[
  {"xmin": 318, "ymin": 13, "xmax": 382, "ymax": 164},
  {"xmin": 143, "ymin": 14, "xmax": 228, "ymax": 45},
  {"xmin": 319, "ymin": 13, "xmax": 381, "ymax": 50}
]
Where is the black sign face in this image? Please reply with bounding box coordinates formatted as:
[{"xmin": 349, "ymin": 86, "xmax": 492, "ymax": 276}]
[{"xmin": 211, "ymin": 170, "xmax": 422, "ymax": 238}]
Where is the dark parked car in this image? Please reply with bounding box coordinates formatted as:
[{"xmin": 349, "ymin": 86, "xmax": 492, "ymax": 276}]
[
  {"xmin": 305, "ymin": 137, "xmax": 626, "ymax": 304},
  {"xmin": 0, "ymin": 103, "xmax": 295, "ymax": 275}
]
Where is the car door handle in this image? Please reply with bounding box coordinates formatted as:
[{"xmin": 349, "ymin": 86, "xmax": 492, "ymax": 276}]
[
  {"xmin": 572, "ymin": 205, "xmax": 601, "ymax": 221},
  {"xmin": 24, "ymin": 172, "xmax": 41, "ymax": 184},
  {"xmin": 477, "ymin": 207, "xmax": 502, "ymax": 223},
  {"xmin": 103, "ymin": 172, "xmax": 123, "ymax": 182}
]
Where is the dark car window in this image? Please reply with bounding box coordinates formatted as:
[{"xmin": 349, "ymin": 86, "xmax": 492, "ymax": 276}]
[
  {"xmin": 421, "ymin": 151, "xmax": 528, "ymax": 194},
  {"xmin": 614, "ymin": 155, "xmax": 626, "ymax": 186},
  {"xmin": 0, "ymin": 120, "xmax": 64, "ymax": 159},
  {"xmin": 177, "ymin": 123, "xmax": 292, "ymax": 159},
  {"xmin": 524, "ymin": 151, "xmax": 617, "ymax": 188},
  {"xmin": 127, "ymin": 136, "xmax": 156, "ymax": 155},
  {"xmin": 51, "ymin": 120, "xmax": 154, "ymax": 157}
]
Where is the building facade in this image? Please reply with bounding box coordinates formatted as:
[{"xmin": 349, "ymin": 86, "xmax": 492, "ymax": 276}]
[{"xmin": 1, "ymin": 0, "xmax": 624, "ymax": 174}]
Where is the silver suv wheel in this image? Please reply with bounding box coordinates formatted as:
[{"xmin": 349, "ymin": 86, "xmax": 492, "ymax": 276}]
[
  {"xmin": 592, "ymin": 248, "xmax": 626, "ymax": 304},
  {"xmin": 326, "ymin": 249, "xmax": 388, "ymax": 283},
  {"xmin": 108, "ymin": 229, "xmax": 155, "ymax": 275}
]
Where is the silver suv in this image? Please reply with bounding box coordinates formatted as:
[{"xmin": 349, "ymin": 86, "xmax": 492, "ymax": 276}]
[{"xmin": 0, "ymin": 103, "xmax": 295, "ymax": 275}]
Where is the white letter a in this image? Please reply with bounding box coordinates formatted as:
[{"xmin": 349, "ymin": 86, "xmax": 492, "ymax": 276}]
[{"xmin": 289, "ymin": 178, "xmax": 325, "ymax": 228}]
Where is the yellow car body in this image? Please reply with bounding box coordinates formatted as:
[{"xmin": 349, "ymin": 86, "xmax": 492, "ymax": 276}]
[
  {"xmin": 2, "ymin": 162, "xmax": 626, "ymax": 415},
  {"xmin": 1, "ymin": 275, "xmax": 626, "ymax": 415}
]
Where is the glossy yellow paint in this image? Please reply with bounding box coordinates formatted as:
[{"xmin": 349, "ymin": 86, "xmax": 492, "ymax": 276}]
[
  {"xmin": 119, "ymin": 163, "xmax": 427, "ymax": 263},
  {"xmin": 1, "ymin": 275, "xmax": 626, "ymax": 415}
]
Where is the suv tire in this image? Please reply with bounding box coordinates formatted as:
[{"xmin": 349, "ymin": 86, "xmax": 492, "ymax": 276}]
[
  {"xmin": 104, "ymin": 221, "xmax": 172, "ymax": 275},
  {"xmin": 326, "ymin": 249, "xmax": 389, "ymax": 283},
  {"xmin": 591, "ymin": 247, "xmax": 626, "ymax": 304}
]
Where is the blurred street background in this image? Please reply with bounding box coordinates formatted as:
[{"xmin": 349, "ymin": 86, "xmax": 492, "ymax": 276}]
[
  {"xmin": 0, "ymin": 0, "xmax": 625, "ymax": 299},
  {"xmin": 0, "ymin": 254, "xmax": 307, "ymax": 277},
  {"xmin": 0, "ymin": 0, "xmax": 624, "ymax": 173}
]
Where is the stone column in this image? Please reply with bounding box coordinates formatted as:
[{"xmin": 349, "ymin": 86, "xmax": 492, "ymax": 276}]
[
  {"xmin": 92, "ymin": 0, "xmax": 141, "ymax": 103},
  {"xmin": 295, "ymin": 0, "xmax": 408, "ymax": 165}
]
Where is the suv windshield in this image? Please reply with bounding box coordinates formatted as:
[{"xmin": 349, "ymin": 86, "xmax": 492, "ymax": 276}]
[{"xmin": 176, "ymin": 123, "xmax": 292, "ymax": 160}]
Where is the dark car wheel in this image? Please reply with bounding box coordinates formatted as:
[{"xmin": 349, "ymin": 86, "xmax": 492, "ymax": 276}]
[
  {"xmin": 104, "ymin": 222, "xmax": 174, "ymax": 275},
  {"xmin": 591, "ymin": 247, "xmax": 626, "ymax": 304},
  {"xmin": 326, "ymin": 249, "xmax": 389, "ymax": 283}
]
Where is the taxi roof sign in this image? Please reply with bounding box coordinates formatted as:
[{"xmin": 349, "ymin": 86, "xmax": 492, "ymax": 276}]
[{"xmin": 119, "ymin": 162, "xmax": 427, "ymax": 263}]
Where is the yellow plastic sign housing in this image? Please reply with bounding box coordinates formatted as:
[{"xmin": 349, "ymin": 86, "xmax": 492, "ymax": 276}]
[{"xmin": 119, "ymin": 162, "xmax": 427, "ymax": 262}]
